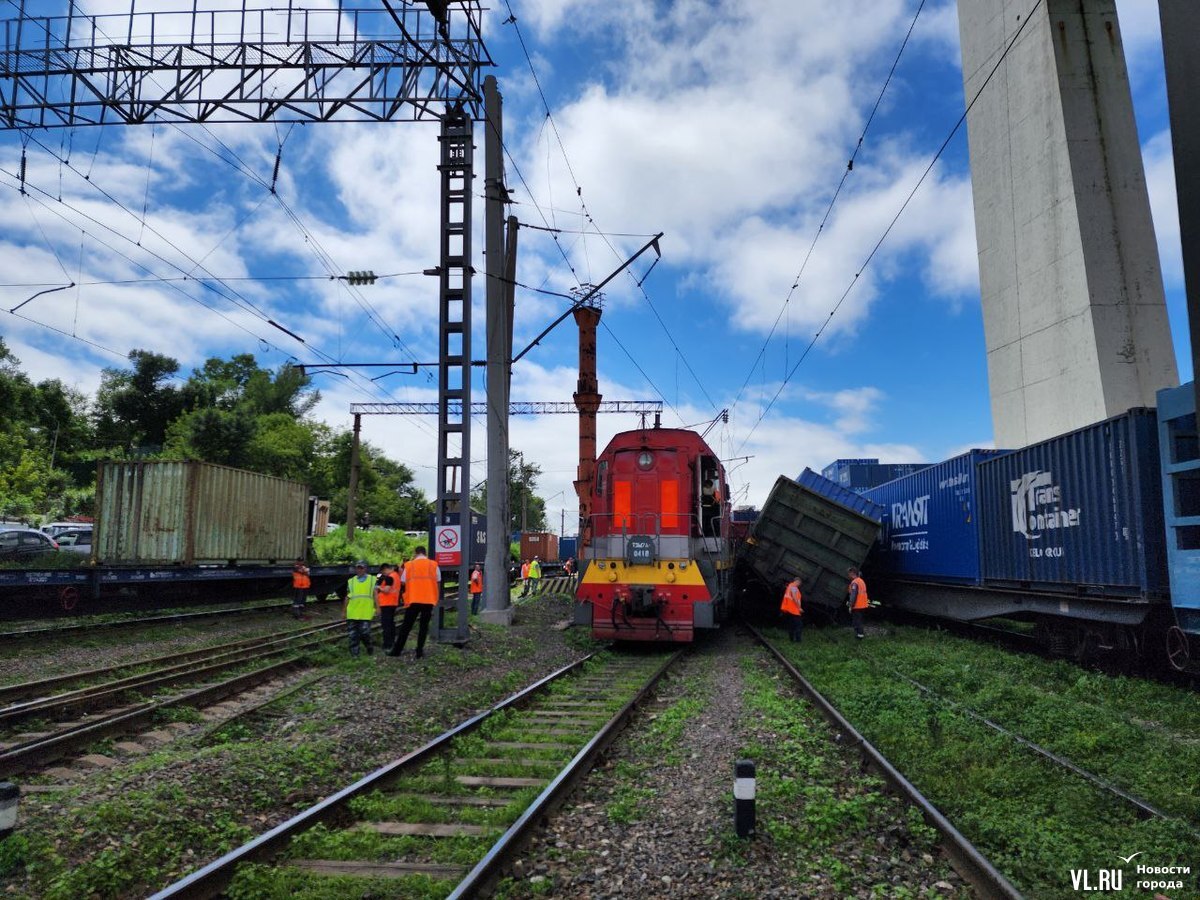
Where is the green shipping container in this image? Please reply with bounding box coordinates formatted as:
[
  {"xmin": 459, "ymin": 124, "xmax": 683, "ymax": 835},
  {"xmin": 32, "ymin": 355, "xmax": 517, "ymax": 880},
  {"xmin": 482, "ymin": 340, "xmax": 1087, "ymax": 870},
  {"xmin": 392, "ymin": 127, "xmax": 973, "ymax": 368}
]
[{"xmin": 95, "ymin": 461, "xmax": 309, "ymax": 565}]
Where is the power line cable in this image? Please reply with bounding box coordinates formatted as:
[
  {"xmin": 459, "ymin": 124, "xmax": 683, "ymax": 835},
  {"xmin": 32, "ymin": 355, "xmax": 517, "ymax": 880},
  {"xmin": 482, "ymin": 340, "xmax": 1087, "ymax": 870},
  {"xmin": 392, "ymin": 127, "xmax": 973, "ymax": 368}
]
[
  {"xmin": 727, "ymin": 0, "xmax": 929, "ymax": 420},
  {"xmin": 501, "ymin": 2, "xmax": 715, "ymax": 416},
  {"xmin": 734, "ymin": 0, "xmax": 1045, "ymax": 454}
]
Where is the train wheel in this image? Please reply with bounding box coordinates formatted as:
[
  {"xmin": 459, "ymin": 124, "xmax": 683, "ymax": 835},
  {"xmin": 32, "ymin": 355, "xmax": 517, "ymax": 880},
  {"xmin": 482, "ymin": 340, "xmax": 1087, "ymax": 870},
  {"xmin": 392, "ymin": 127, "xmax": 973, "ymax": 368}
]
[
  {"xmin": 59, "ymin": 585, "xmax": 81, "ymax": 612},
  {"xmin": 1166, "ymin": 626, "xmax": 1191, "ymax": 672}
]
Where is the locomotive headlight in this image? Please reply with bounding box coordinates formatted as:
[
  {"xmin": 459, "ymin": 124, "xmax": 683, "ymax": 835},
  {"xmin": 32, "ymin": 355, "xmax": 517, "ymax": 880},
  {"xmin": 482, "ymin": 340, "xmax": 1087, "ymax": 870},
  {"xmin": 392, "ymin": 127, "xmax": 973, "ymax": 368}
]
[{"xmin": 637, "ymin": 451, "xmax": 654, "ymax": 470}]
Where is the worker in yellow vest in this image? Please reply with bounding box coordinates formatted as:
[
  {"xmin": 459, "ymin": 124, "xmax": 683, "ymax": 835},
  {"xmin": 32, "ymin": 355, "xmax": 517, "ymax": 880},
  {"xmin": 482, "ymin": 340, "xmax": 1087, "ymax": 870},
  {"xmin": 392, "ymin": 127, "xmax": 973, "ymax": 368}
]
[
  {"xmin": 780, "ymin": 575, "xmax": 803, "ymax": 643},
  {"xmin": 388, "ymin": 546, "xmax": 441, "ymax": 659},
  {"xmin": 528, "ymin": 557, "xmax": 542, "ymax": 595},
  {"xmin": 847, "ymin": 567, "xmax": 869, "ymax": 639},
  {"xmin": 344, "ymin": 561, "xmax": 377, "ymax": 657}
]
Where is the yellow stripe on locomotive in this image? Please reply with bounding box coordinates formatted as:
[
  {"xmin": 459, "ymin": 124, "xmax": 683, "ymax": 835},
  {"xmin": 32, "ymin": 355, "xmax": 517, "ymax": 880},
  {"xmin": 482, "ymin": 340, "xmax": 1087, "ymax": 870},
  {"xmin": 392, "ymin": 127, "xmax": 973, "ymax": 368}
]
[{"xmin": 575, "ymin": 557, "xmax": 716, "ymax": 642}]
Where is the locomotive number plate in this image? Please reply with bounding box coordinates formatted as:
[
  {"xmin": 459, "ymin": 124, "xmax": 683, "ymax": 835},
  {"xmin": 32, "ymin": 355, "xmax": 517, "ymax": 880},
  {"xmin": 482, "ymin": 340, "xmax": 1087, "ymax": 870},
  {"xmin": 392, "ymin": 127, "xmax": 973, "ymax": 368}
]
[{"xmin": 626, "ymin": 535, "xmax": 655, "ymax": 565}]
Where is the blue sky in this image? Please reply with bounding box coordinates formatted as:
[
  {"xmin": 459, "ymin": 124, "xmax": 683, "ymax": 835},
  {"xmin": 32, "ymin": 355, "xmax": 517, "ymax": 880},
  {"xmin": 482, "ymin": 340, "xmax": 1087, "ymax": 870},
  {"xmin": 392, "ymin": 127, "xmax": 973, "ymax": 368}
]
[{"xmin": 0, "ymin": 0, "xmax": 1187, "ymax": 527}]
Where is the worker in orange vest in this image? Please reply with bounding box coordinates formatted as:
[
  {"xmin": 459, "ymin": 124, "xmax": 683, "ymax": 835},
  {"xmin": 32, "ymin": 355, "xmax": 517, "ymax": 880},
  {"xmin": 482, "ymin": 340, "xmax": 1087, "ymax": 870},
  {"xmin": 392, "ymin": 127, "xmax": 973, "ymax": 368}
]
[
  {"xmin": 520, "ymin": 559, "xmax": 531, "ymax": 598},
  {"xmin": 375, "ymin": 562, "xmax": 401, "ymax": 650},
  {"xmin": 388, "ymin": 546, "xmax": 442, "ymax": 659},
  {"xmin": 780, "ymin": 575, "xmax": 803, "ymax": 643},
  {"xmin": 291, "ymin": 558, "xmax": 311, "ymax": 620},
  {"xmin": 469, "ymin": 563, "xmax": 483, "ymax": 615},
  {"xmin": 847, "ymin": 567, "xmax": 869, "ymax": 639}
]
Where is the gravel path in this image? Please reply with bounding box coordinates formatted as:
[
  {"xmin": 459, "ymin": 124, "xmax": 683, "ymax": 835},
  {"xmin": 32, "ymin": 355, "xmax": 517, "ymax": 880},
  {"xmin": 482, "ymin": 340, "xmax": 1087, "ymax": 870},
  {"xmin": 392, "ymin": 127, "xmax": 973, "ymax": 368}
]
[{"xmin": 504, "ymin": 627, "xmax": 971, "ymax": 898}]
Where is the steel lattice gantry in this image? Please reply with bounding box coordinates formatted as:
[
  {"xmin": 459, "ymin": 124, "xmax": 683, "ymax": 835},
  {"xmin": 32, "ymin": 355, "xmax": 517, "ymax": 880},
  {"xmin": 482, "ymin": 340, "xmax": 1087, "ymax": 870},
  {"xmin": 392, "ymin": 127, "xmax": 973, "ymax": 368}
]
[
  {"xmin": 349, "ymin": 400, "xmax": 665, "ymax": 416},
  {"xmin": 0, "ymin": 1, "xmax": 489, "ymax": 128},
  {"xmin": 433, "ymin": 102, "xmax": 473, "ymax": 644}
]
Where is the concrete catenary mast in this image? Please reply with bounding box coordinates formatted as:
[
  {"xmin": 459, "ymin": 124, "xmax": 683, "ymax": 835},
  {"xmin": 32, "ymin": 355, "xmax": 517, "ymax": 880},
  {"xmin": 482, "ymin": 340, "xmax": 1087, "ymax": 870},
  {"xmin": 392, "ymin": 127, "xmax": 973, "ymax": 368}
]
[{"xmin": 956, "ymin": 0, "xmax": 1178, "ymax": 447}]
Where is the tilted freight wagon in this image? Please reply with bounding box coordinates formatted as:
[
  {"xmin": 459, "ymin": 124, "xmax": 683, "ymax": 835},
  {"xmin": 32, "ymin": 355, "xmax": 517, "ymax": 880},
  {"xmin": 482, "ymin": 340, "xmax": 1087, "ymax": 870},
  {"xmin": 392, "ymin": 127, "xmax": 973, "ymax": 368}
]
[{"xmin": 739, "ymin": 470, "xmax": 883, "ymax": 614}]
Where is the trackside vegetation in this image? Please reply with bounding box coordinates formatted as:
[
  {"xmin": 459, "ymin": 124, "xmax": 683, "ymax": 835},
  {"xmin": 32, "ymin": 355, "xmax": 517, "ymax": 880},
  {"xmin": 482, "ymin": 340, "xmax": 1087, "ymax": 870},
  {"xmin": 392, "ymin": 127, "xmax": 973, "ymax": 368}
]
[{"xmin": 767, "ymin": 623, "xmax": 1200, "ymax": 899}]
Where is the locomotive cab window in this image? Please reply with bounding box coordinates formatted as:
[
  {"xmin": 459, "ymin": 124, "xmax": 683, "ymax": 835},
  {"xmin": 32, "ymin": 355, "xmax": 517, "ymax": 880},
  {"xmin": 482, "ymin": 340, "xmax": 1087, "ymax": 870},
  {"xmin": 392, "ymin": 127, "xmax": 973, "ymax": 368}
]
[{"xmin": 596, "ymin": 460, "xmax": 608, "ymax": 497}]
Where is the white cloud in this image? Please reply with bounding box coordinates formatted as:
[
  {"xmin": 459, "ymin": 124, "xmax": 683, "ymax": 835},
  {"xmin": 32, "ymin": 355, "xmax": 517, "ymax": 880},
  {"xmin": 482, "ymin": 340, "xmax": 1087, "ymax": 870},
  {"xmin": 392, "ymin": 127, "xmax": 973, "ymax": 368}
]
[{"xmin": 1143, "ymin": 129, "xmax": 1183, "ymax": 290}]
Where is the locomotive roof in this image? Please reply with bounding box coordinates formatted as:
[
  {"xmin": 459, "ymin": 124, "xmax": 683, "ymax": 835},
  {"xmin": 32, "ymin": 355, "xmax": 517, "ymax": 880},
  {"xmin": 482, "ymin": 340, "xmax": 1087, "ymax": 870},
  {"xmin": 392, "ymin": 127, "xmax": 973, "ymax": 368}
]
[{"xmin": 601, "ymin": 427, "xmax": 719, "ymax": 459}]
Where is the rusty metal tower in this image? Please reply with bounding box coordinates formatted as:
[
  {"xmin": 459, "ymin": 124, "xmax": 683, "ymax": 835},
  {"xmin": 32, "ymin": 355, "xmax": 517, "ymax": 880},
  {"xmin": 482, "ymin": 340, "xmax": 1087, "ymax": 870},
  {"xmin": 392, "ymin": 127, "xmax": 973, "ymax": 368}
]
[{"xmin": 571, "ymin": 284, "xmax": 603, "ymax": 558}]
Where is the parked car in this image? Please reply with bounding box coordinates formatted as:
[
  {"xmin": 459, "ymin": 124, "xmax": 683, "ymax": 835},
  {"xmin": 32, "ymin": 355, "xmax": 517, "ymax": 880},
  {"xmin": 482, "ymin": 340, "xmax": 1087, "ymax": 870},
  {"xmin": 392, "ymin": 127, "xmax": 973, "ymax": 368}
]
[
  {"xmin": 53, "ymin": 528, "xmax": 93, "ymax": 555},
  {"xmin": 41, "ymin": 522, "xmax": 90, "ymax": 537},
  {"xmin": 0, "ymin": 529, "xmax": 59, "ymax": 560}
]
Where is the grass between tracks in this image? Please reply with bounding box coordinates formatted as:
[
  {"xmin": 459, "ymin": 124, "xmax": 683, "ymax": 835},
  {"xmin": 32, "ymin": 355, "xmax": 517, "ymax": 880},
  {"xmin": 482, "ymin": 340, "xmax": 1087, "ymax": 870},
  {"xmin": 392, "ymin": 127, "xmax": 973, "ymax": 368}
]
[
  {"xmin": 733, "ymin": 655, "xmax": 961, "ymax": 899},
  {"xmin": 0, "ymin": 601, "xmax": 598, "ymax": 899},
  {"xmin": 766, "ymin": 622, "xmax": 1200, "ymax": 900}
]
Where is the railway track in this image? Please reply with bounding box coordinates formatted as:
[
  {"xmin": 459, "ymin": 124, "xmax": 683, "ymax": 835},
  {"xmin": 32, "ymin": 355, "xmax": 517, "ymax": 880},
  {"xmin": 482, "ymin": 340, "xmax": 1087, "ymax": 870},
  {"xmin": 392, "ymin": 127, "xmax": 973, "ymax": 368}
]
[
  {"xmin": 0, "ymin": 597, "xmax": 338, "ymax": 642},
  {"xmin": 0, "ymin": 622, "xmax": 345, "ymax": 776},
  {"xmin": 746, "ymin": 623, "xmax": 1024, "ymax": 900},
  {"xmin": 150, "ymin": 648, "xmax": 682, "ymax": 899}
]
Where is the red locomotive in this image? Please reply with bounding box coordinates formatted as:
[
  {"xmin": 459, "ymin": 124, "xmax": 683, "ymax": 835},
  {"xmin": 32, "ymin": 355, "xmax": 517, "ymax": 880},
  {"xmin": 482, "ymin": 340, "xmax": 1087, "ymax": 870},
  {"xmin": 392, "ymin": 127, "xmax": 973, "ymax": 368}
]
[{"xmin": 574, "ymin": 425, "xmax": 733, "ymax": 641}]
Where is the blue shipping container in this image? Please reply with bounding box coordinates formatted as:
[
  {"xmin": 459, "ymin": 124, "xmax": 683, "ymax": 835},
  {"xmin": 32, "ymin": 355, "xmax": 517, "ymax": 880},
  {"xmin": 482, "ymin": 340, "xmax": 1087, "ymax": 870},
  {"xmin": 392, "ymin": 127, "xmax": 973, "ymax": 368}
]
[
  {"xmin": 559, "ymin": 536, "xmax": 578, "ymax": 561},
  {"xmin": 1156, "ymin": 382, "xmax": 1200, "ymax": 636},
  {"xmin": 862, "ymin": 450, "xmax": 1009, "ymax": 584},
  {"xmin": 818, "ymin": 459, "xmax": 931, "ymax": 494},
  {"xmin": 797, "ymin": 469, "xmax": 885, "ymax": 522},
  {"xmin": 976, "ymin": 409, "xmax": 1167, "ymax": 597}
]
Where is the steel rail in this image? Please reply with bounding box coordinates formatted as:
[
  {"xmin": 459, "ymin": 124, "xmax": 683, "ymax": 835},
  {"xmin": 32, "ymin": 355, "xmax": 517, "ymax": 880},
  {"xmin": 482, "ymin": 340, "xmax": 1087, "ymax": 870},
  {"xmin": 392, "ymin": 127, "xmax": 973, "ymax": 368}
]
[
  {"xmin": 745, "ymin": 624, "xmax": 1024, "ymax": 900},
  {"xmin": 0, "ymin": 621, "xmax": 338, "ymax": 706},
  {"xmin": 446, "ymin": 649, "xmax": 684, "ymax": 898},
  {"xmin": 887, "ymin": 670, "xmax": 1200, "ymax": 832},
  {"xmin": 149, "ymin": 652, "xmax": 601, "ymax": 900},
  {"xmin": 0, "ymin": 598, "xmax": 340, "ymax": 642},
  {"xmin": 0, "ymin": 647, "xmax": 327, "ymax": 776},
  {"xmin": 0, "ymin": 624, "xmax": 341, "ymax": 728},
  {"xmin": 0, "ymin": 624, "xmax": 342, "ymax": 725}
]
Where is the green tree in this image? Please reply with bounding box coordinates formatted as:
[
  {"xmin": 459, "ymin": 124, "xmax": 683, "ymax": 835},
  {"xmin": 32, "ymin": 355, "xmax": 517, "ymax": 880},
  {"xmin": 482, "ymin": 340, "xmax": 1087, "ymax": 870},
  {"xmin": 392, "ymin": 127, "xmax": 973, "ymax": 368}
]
[
  {"xmin": 472, "ymin": 449, "xmax": 546, "ymax": 532},
  {"xmin": 94, "ymin": 350, "xmax": 184, "ymax": 452}
]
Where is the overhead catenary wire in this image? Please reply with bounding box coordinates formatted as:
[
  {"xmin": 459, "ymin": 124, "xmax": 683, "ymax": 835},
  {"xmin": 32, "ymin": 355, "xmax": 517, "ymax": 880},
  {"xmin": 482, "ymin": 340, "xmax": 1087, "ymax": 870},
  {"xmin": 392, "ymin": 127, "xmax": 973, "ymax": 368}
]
[
  {"xmin": 727, "ymin": 0, "xmax": 929, "ymax": 420},
  {"xmin": 0, "ymin": 7, "xmax": 451, "ymax": 446},
  {"xmin": 5, "ymin": 4, "xmax": 417, "ymax": 369},
  {"xmin": 735, "ymin": 0, "xmax": 1046, "ymax": 455},
  {"xmin": 500, "ymin": 3, "xmax": 711, "ymax": 419}
]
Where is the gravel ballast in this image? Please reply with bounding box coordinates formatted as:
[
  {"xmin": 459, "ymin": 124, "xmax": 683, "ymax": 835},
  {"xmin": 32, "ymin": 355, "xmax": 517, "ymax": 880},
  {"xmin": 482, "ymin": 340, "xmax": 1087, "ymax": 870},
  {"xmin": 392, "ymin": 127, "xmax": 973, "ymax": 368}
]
[
  {"xmin": 0, "ymin": 594, "xmax": 590, "ymax": 899},
  {"xmin": 501, "ymin": 627, "xmax": 970, "ymax": 898}
]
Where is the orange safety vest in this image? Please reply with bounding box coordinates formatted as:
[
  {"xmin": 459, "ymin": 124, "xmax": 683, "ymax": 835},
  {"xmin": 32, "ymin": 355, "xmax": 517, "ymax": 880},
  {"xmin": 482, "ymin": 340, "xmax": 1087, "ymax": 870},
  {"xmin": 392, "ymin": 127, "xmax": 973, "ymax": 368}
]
[
  {"xmin": 780, "ymin": 581, "xmax": 802, "ymax": 616},
  {"xmin": 292, "ymin": 567, "xmax": 311, "ymax": 590},
  {"xmin": 403, "ymin": 556, "xmax": 441, "ymax": 605},
  {"xmin": 850, "ymin": 576, "xmax": 869, "ymax": 610},
  {"xmin": 377, "ymin": 574, "xmax": 400, "ymax": 608},
  {"xmin": 521, "ymin": 561, "xmax": 530, "ymax": 579},
  {"xmin": 469, "ymin": 569, "xmax": 483, "ymax": 594}
]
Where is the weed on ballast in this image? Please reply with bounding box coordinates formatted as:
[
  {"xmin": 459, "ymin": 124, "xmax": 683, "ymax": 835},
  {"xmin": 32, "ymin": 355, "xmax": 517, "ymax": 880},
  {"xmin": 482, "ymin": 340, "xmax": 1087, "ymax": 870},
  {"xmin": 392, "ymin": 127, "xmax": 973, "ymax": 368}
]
[
  {"xmin": 736, "ymin": 656, "xmax": 959, "ymax": 897},
  {"xmin": 228, "ymin": 860, "xmax": 452, "ymax": 899},
  {"xmin": 768, "ymin": 624, "xmax": 1200, "ymax": 898}
]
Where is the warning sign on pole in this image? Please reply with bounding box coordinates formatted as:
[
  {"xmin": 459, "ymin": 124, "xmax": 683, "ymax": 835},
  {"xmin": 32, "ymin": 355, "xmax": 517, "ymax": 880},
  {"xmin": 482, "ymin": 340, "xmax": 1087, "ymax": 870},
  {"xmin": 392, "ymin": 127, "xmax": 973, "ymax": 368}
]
[{"xmin": 435, "ymin": 524, "xmax": 462, "ymax": 566}]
